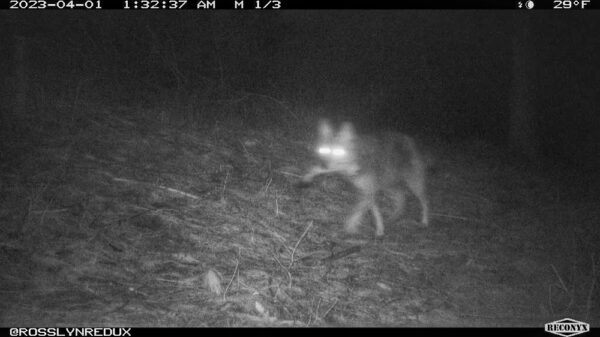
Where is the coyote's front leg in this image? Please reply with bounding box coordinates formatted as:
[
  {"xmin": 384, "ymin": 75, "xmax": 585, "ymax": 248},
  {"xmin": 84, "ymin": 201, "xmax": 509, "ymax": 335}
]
[{"xmin": 297, "ymin": 166, "xmax": 339, "ymax": 188}]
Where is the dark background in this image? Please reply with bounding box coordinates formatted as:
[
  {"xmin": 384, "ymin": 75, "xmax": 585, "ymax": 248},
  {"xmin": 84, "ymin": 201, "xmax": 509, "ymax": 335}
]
[{"xmin": 1, "ymin": 11, "xmax": 599, "ymax": 171}]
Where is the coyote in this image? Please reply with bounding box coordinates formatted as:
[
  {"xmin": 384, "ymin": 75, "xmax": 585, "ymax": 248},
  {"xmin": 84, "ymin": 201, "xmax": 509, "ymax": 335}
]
[{"xmin": 299, "ymin": 120, "xmax": 429, "ymax": 237}]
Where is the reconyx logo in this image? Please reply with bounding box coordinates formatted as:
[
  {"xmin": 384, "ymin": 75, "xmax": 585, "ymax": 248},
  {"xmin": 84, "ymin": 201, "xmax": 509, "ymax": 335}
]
[{"xmin": 545, "ymin": 318, "xmax": 590, "ymax": 337}]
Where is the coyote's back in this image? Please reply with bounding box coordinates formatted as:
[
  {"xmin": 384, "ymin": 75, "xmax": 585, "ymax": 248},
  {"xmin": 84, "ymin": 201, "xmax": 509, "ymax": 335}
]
[{"xmin": 300, "ymin": 120, "xmax": 429, "ymax": 237}]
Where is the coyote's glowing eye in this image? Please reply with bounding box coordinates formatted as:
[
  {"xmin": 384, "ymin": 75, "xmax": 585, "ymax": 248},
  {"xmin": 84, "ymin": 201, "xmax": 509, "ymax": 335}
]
[
  {"xmin": 332, "ymin": 148, "xmax": 346, "ymax": 156},
  {"xmin": 318, "ymin": 147, "xmax": 332, "ymax": 155}
]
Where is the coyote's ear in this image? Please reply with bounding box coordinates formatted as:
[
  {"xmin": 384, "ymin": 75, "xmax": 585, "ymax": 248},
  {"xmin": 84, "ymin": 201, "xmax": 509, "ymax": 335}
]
[
  {"xmin": 338, "ymin": 122, "xmax": 355, "ymax": 143},
  {"xmin": 318, "ymin": 119, "xmax": 333, "ymax": 139}
]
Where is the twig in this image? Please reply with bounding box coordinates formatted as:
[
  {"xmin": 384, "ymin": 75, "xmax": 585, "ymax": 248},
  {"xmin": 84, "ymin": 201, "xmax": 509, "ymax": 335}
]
[
  {"xmin": 159, "ymin": 186, "xmax": 200, "ymax": 200},
  {"xmin": 551, "ymin": 264, "xmax": 569, "ymax": 294},
  {"xmin": 382, "ymin": 247, "xmax": 412, "ymax": 259},
  {"xmin": 221, "ymin": 169, "xmax": 230, "ymax": 201},
  {"xmin": 275, "ymin": 170, "xmax": 302, "ymax": 178},
  {"xmin": 308, "ymin": 297, "xmax": 323, "ymax": 326},
  {"xmin": 314, "ymin": 297, "xmax": 322, "ymax": 322},
  {"xmin": 289, "ymin": 221, "xmax": 313, "ymax": 269},
  {"xmin": 549, "ymin": 264, "xmax": 574, "ymax": 313},
  {"xmin": 37, "ymin": 197, "xmax": 52, "ymax": 229},
  {"xmin": 322, "ymin": 298, "xmax": 338, "ymax": 319},
  {"xmin": 239, "ymin": 140, "xmax": 255, "ymax": 162},
  {"xmin": 433, "ymin": 213, "xmax": 475, "ymax": 222},
  {"xmin": 23, "ymin": 182, "xmax": 50, "ymax": 233},
  {"xmin": 223, "ymin": 248, "xmax": 241, "ymax": 300},
  {"xmin": 111, "ymin": 176, "xmax": 200, "ymax": 200},
  {"xmin": 263, "ymin": 177, "xmax": 272, "ymax": 194},
  {"xmin": 273, "ymin": 253, "xmax": 293, "ymax": 288}
]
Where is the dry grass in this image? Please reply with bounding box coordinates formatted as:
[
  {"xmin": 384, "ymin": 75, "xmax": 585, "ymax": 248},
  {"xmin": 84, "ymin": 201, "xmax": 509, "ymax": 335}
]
[{"xmin": 0, "ymin": 104, "xmax": 599, "ymax": 327}]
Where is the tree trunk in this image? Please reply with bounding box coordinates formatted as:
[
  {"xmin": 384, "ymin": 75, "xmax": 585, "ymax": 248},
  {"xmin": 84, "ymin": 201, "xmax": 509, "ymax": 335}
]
[
  {"xmin": 509, "ymin": 15, "xmax": 540, "ymax": 161},
  {"xmin": 14, "ymin": 35, "xmax": 28, "ymax": 116}
]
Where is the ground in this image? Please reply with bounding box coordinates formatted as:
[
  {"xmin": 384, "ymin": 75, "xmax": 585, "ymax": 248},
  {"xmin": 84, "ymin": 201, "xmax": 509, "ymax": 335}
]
[{"xmin": 1, "ymin": 106, "xmax": 598, "ymax": 327}]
